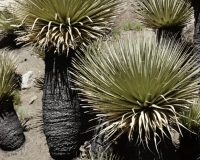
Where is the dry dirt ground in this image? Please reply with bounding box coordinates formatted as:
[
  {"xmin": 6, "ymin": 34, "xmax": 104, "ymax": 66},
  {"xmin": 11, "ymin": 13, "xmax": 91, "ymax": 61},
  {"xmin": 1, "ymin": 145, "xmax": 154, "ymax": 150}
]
[{"xmin": 0, "ymin": 0, "xmax": 194, "ymax": 160}]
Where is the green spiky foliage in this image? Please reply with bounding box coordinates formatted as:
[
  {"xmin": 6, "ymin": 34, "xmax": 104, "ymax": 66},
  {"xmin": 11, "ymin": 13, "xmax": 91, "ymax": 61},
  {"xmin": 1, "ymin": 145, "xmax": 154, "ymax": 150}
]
[
  {"xmin": 0, "ymin": 53, "xmax": 18, "ymax": 108},
  {"xmin": 72, "ymin": 32, "xmax": 200, "ymax": 151},
  {"xmin": 0, "ymin": 8, "xmax": 20, "ymax": 34},
  {"xmin": 179, "ymin": 101, "xmax": 200, "ymax": 132},
  {"xmin": 14, "ymin": 0, "xmax": 122, "ymax": 52},
  {"xmin": 134, "ymin": 0, "xmax": 193, "ymax": 31}
]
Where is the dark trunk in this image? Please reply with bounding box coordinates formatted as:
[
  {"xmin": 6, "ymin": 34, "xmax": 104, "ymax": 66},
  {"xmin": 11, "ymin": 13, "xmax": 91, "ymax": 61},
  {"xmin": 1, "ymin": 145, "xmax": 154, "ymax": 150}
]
[
  {"xmin": 79, "ymin": 107, "xmax": 96, "ymax": 145},
  {"xmin": 42, "ymin": 49, "xmax": 81, "ymax": 160},
  {"xmin": 178, "ymin": 130, "xmax": 200, "ymax": 160},
  {"xmin": 91, "ymin": 119, "xmax": 112, "ymax": 155},
  {"xmin": 196, "ymin": 132, "xmax": 200, "ymax": 159},
  {"xmin": 0, "ymin": 101, "xmax": 25, "ymax": 151},
  {"xmin": 192, "ymin": 1, "xmax": 200, "ymax": 78},
  {"xmin": 133, "ymin": 140, "xmax": 178, "ymax": 160},
  {"xmin": 133, "ymin": 129, "xmax": 178, "ymax": 160},
  {"xmin": 89, "ymin": 118, "xmax": 119, "ymax": 159},
  {"xmin": 157, "ymin": 27, "xmax": 183, "ymax": 42}
]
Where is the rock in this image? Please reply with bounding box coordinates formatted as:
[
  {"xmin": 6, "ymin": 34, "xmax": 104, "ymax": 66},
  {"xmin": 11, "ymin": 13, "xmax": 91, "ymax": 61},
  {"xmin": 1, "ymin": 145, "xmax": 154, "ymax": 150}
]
[
  {"xmin": 21, "ymin": 71, "xmax": 33, "ymax": 89},
  {"xmin": 171, "ymin": 128, "xmax": 181, "ymax": 150},
  {"xmin": 29, "ymin": 95, "xmax": 37, "ymax": 105}
]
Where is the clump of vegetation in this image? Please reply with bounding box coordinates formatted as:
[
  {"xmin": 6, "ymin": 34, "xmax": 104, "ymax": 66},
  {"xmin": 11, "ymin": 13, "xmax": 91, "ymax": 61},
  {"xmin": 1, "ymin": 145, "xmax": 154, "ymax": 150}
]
[
  {"xmin": 72, "ymin": 32, "xmax": 200, "ymax": 152},
  {"xmin": 112, "ymin": 28, "xmax": 121, "ymax": 39},
  {"xmin": 0, "ymin": 53, "xmax": 18, "ymax": 108},
  {"xmin": 134, "ymin": 23, "xmax": 143, "ymax": 31},
  {"xmin": 134, "ymin": 0, "xmax": 193, "ymax": 30},
  {"xmin": 123, "ymin": 22, "xmax": 134, "ymax": 31},
  {"xmin": 123, "ymin": 22, "xmax": 143, "ymax": 31},
  {"xmin": 179, "ymin": 101, "xmax": 200, "ymax": 133}
]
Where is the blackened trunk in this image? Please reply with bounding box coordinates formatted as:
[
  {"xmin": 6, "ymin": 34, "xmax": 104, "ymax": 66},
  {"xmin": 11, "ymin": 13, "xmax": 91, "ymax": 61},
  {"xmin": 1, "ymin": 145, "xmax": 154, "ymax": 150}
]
[
  {"xmin": 90, "ymin": 118, "xmax": 118, "ymax": 159},
  {"xmin": 196, "ymin": 132, "xmax": 200, "ymax": 159},
  {"xmin": 133, "ymin": 129, "xmax": 178, "ymax": 160},
  {"xmin": 133, "ymin": 140, "xmax": 177, "ymax": 160},
  {"xmin": 157, "ymin": 27, "xmax": 183, "ymax": 42},
  {"xmin": 178, "ymin": 130, "xmax": 200, "ymax": 160},
  {"xmin": 79, "ymin": 107, "xmax": 96, "ymax": 145},
  {"xmin": 192, "ymin": 1, "xmax": 200, "ymax": 77},
  {"xmin": 42, "ymin": 50, "xmax": 81, "ymax": 160},
  {"xmin": 0, "ymin": 101, "xmax": 25, "ymax": 151}
]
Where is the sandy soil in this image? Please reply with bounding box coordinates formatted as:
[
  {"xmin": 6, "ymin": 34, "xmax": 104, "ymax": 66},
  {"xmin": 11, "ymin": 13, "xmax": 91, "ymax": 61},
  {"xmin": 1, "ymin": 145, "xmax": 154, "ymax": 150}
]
[{"xmin": 0, "ymin": 0, "xmax": 194, "ymax": 160}]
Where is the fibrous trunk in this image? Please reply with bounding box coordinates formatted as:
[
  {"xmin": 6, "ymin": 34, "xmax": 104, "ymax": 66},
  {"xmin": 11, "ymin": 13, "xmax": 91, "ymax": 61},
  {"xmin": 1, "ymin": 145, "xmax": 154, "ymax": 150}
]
[
  {"xmin": 178, "ymin": 130, "xmax": 200, "ymax": 160},
  {"xmin": 0, "ymin": 101, "xmax": 25, "ymax": 151},
  {"xmin": 42, "ymin": 49, "xmax": 80, "ymax": 160},
  {"xmin": 90, "ymin": 118, "xmax": 119, "ymax": 159},
  {"xmin": 192, "ymin": 1, "xmax": 200, "ymax": 77},
  {"xmin": 157, "ymin": 27, "xmax": 183, "ymax": 42}
]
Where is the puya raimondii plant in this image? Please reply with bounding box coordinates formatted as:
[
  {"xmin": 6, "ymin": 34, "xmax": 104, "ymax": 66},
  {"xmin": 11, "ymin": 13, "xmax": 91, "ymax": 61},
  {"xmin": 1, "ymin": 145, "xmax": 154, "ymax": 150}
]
[
  {"xmin": 0, "ymin": 53, "xmax": 25, "ymax": 151},
  {"xmin": 135, "ymin": 0, "xmax": 193, "ymax": 30},
  {"xmin": 134, "ymin": 0, "xmax": 193, "ymax": 39},
  {"xmin": 72, "ymin": 32, "xmax": 200, "ymax": 153},
  {"xmin": 14, "ymin": 0, "xmax": 122, "ymax": 52},
  {"xmin": 14, "ymin": 0, "xmax": 122, "ymax": 159}
]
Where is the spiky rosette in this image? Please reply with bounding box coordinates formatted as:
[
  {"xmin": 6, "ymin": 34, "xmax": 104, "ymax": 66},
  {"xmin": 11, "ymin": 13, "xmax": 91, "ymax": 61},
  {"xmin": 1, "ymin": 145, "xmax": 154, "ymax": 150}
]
[
  {"xmin": 14, "ymin": 0, "xmax": 122, "ymax": 53},
  {"xmin": 179, "ymin": 101, "xmax": 200, "ymax": 132},
  {"xmin": 72, "ymin": 32, "xmax": 200, "ymax": 150},
  {"xmin": 0, "ymin": 53, "xmax": 18, "ymax": 109},
  {"xmin": 134, "ymin": 0, "xmax": 193, "ymax": 30}
]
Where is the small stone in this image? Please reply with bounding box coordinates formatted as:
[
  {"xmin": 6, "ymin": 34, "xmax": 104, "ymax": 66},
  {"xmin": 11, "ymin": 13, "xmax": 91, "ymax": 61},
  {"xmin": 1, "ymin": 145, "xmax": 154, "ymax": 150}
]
[
  {"xmin": 21, "ymin": 71, "xmax": 33, "ymax": 89},
  {"xmin": 29, "ymin": 95, "xmax": 37, "ymax": 105}
]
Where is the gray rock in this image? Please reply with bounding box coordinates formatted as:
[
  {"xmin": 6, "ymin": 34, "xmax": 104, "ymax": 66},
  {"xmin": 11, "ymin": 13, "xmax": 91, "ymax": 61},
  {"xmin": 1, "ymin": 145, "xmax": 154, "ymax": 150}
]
[{"xmin": 21, "ymin": 71, "xmax": 33, "ymax": 89}]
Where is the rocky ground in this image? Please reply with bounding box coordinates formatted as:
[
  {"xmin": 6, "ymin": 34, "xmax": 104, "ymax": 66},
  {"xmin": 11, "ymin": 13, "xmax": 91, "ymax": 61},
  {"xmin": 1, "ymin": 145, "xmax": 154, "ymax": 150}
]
[{"xmin": 0, "ymin": 0, "xmax": 195, "ymax": 160}]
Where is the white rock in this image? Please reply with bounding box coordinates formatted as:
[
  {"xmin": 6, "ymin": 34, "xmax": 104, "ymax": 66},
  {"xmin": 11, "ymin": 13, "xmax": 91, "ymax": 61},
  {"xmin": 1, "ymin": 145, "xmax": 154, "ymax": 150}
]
[{"xmin": 21, "ymin": 71, "xmax": 33, "ymax": 89}]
